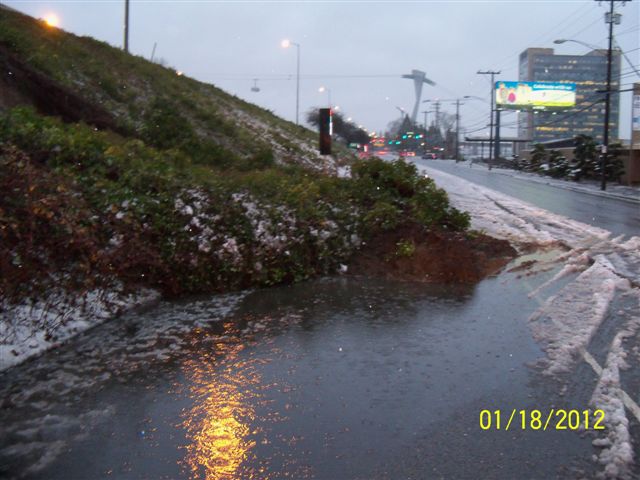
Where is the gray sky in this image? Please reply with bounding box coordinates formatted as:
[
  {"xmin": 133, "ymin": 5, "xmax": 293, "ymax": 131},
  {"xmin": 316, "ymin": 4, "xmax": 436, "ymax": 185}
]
[{"xmin": 6, "ymin": 0, "xmax": 640, "ymax": 139}]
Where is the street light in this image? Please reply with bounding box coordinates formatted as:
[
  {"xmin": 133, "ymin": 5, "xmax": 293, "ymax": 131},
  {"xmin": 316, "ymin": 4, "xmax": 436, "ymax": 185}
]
[
  {"xmin": 318, "ymin": 86, "xmax": 332, "ymax": 108},
  {"xmin": 124, "ymin": 0, "xmax": 129, "ymax": 53},
  {"xmin": 553, "ymin": 38, "xmax": 600, "ymax": 50},
  {"xmin": 43, "ymin": 13, "xmax": 60, "ymax": 27},
  {"xmin": 459, "ymin": 96, "xmax": 488, "ymax": 162},
  {"xmin": 554, "ymin": 31, "xmax": 621, "ymax": 190},
  {"xmin": 281, "ymin": 39, "xmax": 301, "ymax": 125}
]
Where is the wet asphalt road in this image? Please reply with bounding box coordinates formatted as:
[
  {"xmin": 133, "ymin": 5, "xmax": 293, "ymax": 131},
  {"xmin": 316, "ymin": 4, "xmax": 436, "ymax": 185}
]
[
  {"xmin": 416, "ymin": 159, "xmax": 639, "ymax": 239},
  {"xmin": 0, "ymin": 254, "xmax": 602, "ymax": 479},
  {"xmin": 3, "ymin": 156, "xmax": 631, "ymax": 479}
]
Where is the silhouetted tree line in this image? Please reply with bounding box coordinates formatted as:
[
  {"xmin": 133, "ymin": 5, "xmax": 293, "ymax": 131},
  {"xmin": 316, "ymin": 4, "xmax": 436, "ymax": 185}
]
[
  {"xmin": 512, "ymin": 135, "xmax": 625, "ymax": 182},
  {"xmin": 306, "ymin": 109, "xmax": 371, "ymax": 146}
]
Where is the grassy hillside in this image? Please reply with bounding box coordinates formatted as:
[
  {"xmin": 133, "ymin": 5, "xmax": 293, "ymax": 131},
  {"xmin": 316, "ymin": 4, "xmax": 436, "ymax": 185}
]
[
  {"xmin": 0, "ymin": 6, "xmax": 470, "ymax": 306},
  {"xmin": 0, "ymin": 5, "xmax": 350, "ymax": 170}
]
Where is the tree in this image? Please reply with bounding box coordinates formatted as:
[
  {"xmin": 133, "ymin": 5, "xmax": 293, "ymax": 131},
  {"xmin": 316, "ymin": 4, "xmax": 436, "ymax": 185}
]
[
  {"xmin": 306, "ymin": 109, "xmax": 370, "ymax": 146},
  {"xmin": 571, "ymin": 134, "xmax": 597, "ymax": 181},
  {"xmin": 604, "ymin": 142, "xmax": 625, "ymax": 183},
  {"xmin": 547, "ymin": 150, "xmax": 568, "ymax": 178},
  {"xmin": 426, "ymin": 124, "xmax": 444, "ymax": 149},
  {"xmin": 529, "ymin": 143, "xmax": 546, "ymax": 172},
  {"xmin": 439, "ymin": 112, "xmax": 456, "ymax": 135},
  {"xmin": 443, "ymin": 128, "xmax": 456, "ymax": 159}
]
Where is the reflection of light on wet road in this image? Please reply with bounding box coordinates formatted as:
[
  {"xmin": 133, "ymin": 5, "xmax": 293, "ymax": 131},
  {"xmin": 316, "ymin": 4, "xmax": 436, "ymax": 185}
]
[{"xmin": 180, "ymin": 332, "xmax": 259, "ymax": 480}]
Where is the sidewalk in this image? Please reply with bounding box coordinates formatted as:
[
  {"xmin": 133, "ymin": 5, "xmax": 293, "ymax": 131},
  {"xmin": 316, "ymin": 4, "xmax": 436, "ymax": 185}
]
[{"xmin": 460, "ymin": 160, "xmax": 640, "ymax": 204}]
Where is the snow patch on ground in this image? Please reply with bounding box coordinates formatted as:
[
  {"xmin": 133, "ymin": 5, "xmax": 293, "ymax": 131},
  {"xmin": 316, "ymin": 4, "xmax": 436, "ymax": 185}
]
[
  {"xmin": 526, "ymin": 252, "xmax": 591, "ymax": 299},
  {"xmin": 0, "ymin": 292, "xmax": 247, "ymax": 475},
  {"xmin": 591, "ymin": 305, "xmax": 640, "ymax": 480},
  {"xmin": 528, "ymin": 259, "xmax": 627, "ymax": 375},
  {"xmin": 422, "ymin": 167, "xmax": 612, "ymax": 249},
  {"xmin": 337, "ymin": 165, "xmax": 351, "ymax": 178},
  {"xmin": 227, "ymin": 106, "xmax": 345, "ymax": 173},
  {"xmin": 420, "ymin": 163, "xmax": 640, "ymax": 478},
  {"xmin": 0, "ymin": 287, "xmax": 160, "ymax": 372}
]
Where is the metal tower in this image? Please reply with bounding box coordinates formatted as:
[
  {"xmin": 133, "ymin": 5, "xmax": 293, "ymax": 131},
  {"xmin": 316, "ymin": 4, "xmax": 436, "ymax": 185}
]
[{"xmin": 401, "ymin": 69, "xmax": 436, "ymax": 125}]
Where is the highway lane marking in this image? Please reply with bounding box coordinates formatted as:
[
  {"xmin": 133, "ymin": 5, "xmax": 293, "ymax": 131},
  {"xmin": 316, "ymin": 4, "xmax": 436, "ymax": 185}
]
[{"xmin": 582, "ymin": 348, "xmax": 640, "ymax": 424}]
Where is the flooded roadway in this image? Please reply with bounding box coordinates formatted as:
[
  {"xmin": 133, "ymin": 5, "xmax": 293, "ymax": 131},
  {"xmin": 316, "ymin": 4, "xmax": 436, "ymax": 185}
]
[{"xmin": 0, "ymin": 256, "xmax": 602, "ymax": 479}]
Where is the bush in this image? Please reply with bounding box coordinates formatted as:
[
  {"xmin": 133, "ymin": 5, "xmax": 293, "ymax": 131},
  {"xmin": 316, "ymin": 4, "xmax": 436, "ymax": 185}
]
[
  {"xmin": 0, "ymin": 108, "xmax": 469, "ymax": 302},
  {"xmin": 351, "ymin": 158, "xmax": 469, "ymax": 231}
]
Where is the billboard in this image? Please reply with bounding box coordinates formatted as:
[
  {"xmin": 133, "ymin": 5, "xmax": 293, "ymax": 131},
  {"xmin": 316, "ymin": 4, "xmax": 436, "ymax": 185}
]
[{"xmin": 495, "ymin": 81, "xmax": 576, "ymax": 110}]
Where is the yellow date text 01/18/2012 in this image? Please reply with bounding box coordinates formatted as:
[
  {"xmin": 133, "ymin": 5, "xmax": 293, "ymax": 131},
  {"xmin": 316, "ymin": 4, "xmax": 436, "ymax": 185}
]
[{"xmin": 479, "ymin": 409, "xmax": 606, "ymax": 431}]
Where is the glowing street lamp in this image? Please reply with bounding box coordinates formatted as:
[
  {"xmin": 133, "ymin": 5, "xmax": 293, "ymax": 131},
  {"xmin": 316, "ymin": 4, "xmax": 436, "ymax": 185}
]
[
  {"xmin": 43, "ymin": 13, "xmax": 59, "ymax": 28},
  {"xmin": 318, "ymin": 86, "xmax": 332, "ymax": 107},
  {"xmin": 281, "ymin": 38, "xmax": 301, "ymax": 125}
]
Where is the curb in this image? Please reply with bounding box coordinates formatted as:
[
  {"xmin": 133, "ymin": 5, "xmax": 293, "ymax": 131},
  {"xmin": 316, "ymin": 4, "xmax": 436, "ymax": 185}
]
[
  {"xmin": 441, "ymin": 161, "xmax": 640, "ymax": 205},
  {"xmin": 491, "ymin": 168, "xmax": 640, "ymax": 205}
]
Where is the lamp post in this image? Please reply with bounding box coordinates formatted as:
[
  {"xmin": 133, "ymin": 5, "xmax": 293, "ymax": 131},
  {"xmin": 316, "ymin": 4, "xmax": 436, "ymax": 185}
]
[
  {"xmin": 318, "ymin": 86, "xmax": 332, "ymax": 108},
  {"xmin": 554, "ymin": 38, "xmax": 602, "ymax": 50},
  {"xmin": 421, "ymin": 110, "xmax": 430, "ymax": 131},
  {"xmin": 43, "ymin": 13, "xmax": 60, "ymax": 27},
  {"xmin": 554, "ymin": 19, "xmax": 628, "ymax": 191},
  {"xmin": 477, "ymin": 71, "xmax": 501, "ymax": 169},
  {"xmin": 423, "ymin": 97, "xmax": 483, "ymax": 161},
  {"xmin": 460, "ymin": 96, "xmax": 486, "ymax": 162},
  {"xmin": 281, "ymin": 39, "xmax": 301, "ymax": 125},
  {"xmin": 124, "ymin": 0, "xmax": 129, "ymax": 53}
]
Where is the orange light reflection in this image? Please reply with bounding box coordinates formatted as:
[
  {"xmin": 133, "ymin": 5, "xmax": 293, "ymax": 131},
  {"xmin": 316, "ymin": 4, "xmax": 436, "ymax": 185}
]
[{"xmin": 181, "ymin": 340, "xmax": 260, "ymax": 480}]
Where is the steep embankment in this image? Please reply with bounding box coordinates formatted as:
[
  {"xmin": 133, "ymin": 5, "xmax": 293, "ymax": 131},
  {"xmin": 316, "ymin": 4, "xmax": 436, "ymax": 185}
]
[
  {"xmin": 0, "ymin": 5, "xmax": 349, "ymax": 171},
  {"xmin": 0, "ymin": 7, "xmax": 508, "ymax": 370}
]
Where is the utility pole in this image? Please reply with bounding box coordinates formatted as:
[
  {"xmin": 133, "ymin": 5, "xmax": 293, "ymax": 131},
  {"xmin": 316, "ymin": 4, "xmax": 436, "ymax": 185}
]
[
  {"xmin": 295, "ymin": 44, "xmax": 300, "ymax": 125},
  {"xmin": 455, "ymin": 99, "xmax": 461, "ymax": 162},
  {"xmin": 422, "ymin": 110, "xmax": 428, "ymax": 132},
  {"xmin": 434, "ymin": 101, "xmax": 441, "ymax": 131},
  {"xmin": 124, "ymin": 0, "xmax": 129, "ymax": 53},
  {"xmin": 494, "ymin": 108, "xmax": 501, "ymax": 160},
  {"xmin": 597, "ymin": 0, "xmax": 629, "ymax": 191},
  {"xmin": 477, "ymin": 70, "xmax": 500, "ymax": 170}
]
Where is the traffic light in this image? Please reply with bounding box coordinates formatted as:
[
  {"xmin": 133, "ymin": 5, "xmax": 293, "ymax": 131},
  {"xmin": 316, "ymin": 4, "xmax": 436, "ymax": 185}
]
[{"xmin": 319, "ymin": 108, "xmax": 332, "ymax": 155}]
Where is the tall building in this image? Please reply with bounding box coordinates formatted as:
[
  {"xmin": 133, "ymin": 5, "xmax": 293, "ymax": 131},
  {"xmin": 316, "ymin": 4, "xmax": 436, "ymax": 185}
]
[{"xmin": 518, "ymin": 47, "xmax": 621, "ymax": 146}]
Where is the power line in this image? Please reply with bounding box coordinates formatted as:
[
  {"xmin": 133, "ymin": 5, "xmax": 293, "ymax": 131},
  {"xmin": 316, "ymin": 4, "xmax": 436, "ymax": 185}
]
[
  {"xmin": 567, "ymin": 15, "xmax": 606, "ymax": 40},
  {"xmin": 209, "ymin": 73, "xmax": 406, "ymax": 80},
  {"xmin": 535, "ymin": 99, "xmax": 604, "ymax": 129},
  {"xmin": 493, "ymin": 1, "xmax": 598, "ymax": 71},
  {"xmin": 477, "ymin": 70, "xmax": 501, "ymax": 167}
]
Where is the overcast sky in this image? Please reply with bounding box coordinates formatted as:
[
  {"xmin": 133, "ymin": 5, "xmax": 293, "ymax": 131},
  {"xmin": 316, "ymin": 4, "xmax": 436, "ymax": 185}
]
[{"xmin": 6, "ymin": 0, "xmax": 640, "ymax": 139}]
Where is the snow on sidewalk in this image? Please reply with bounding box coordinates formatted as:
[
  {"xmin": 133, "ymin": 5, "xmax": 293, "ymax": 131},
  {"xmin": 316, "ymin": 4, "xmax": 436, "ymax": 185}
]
[
  {"xmin": 0, "ymin": 288, "xmax": 160, "ymax": 372},
  {"xmin": 439, "ymin": 160, "xmax": 640, "ymax": 204},
  {"xmin": 423, "ymin": 166, "xmax": 640, "ymax": 480}
]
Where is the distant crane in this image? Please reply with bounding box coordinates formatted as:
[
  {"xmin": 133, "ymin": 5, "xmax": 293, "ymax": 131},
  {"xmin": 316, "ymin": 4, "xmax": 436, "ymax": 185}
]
[
  {"xmin": 401, "ymin": 70, "xmax": 436, "ymax": 125},
  {"xmin": 251, "ymin": 79, "xmax": 260, "ymax": 92}
]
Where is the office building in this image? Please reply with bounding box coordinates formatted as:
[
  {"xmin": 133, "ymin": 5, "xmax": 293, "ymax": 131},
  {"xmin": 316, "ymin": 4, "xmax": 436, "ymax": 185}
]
[{"xmin": 518, "ymin": 47, "xmax": 621, "ymax": 146}]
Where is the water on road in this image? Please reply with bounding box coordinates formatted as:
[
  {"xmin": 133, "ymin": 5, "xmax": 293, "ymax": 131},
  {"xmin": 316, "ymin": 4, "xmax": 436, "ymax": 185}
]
[{"xmin": 0, "ymin": 258, "xmax": 600, "ymax": 480}]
